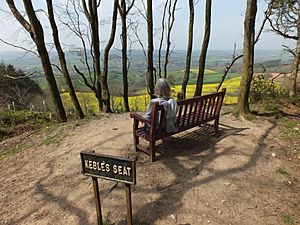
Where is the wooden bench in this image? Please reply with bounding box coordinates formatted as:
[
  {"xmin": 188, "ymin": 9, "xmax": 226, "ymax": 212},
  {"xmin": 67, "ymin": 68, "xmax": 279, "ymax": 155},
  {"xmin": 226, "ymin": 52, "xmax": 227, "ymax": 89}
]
[{"xmin": 130, "ymin": 88, "xmax": 226, "ymax": 162}]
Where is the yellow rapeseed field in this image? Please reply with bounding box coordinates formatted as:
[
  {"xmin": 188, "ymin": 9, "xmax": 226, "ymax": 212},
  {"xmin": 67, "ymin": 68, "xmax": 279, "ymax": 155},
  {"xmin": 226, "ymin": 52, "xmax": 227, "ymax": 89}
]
[
  {"xmin": 61, "ymin": 77, "xmax": 241, "ymax": 113},
  {"xmin": 190, "ymin": 68, "xmax": 217, "ymax": 74},
  {"xmin": 180, "ymin": 69, "xmax": 217, "ymax": 74}
]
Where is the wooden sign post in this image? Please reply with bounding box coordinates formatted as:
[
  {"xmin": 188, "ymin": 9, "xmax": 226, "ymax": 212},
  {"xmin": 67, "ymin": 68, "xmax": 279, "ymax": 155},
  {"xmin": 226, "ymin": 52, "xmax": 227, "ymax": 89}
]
[{"xmin": 80, "ymin": 151, "xmax": 136, "ymax": 225}]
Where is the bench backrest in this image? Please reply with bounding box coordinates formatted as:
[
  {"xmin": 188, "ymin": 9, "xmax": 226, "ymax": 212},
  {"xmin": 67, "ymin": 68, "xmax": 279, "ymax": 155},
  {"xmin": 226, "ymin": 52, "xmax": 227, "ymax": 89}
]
[
  {"xmin": 176, "ymin": 88, "xmax": 226, "ymax": 131},
  {"xmin": 149, "ymin": 88, "xmax": 226, "ymax": 136}
]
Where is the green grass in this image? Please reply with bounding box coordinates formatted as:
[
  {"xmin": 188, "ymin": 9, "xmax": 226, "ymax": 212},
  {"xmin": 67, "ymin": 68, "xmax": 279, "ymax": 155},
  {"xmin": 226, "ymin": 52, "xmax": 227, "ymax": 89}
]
[
  {"xmin": 282, "ymin": 213, "xmax": 294, "ymax": 225},
  {"xmin": 276, "ymin": 167, "xmax": 289, "ymax": 176},
  {"xmin": 41, "ymin": 131, "xmax": 66, "ymax": 146},
  {"xmin": 278, "ymin": 118, "xmax": 300, "ymax": 150},
  {"xmin": 0, "ymin": 143, "xmax": 33, "ymax": 161},
  {"xmin": 0, "ymin": 111, "xmax": 53, "ymax": 142},
  {"xmin": 103, "ymin": 220, "xmax": 114, "ymax": 225},
  {"xmin": 168, "ymin": 69, "xmax": 241, "ymax": 85}
]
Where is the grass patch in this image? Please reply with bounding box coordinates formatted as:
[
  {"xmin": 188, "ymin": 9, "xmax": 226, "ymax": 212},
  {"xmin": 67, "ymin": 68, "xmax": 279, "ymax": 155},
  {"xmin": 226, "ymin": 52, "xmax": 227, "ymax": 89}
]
[
  {"xmin": 41, "ymin": 131, "xmax": 66, "ymax": 146},
  {"xmin": 276, "ymin": 167, "xmax": 289, "ymax": 175},
  {"xmin": 278, "ymin": 118, "xmax": 300, "ymax": 149},
  {"xmin": 0, "ymin": 143, "xmax": 33, "ymax": 161},
  {"xmin": 281, "ymin": 213, "xmax": 294, "ymax": 225},
  {"xmin": 103, "ymin": 220, "xmax": 114, "ymax": 225},
  {"xmin": 0, "ymin": 110, "xmax": 53, "ymax": 142}
]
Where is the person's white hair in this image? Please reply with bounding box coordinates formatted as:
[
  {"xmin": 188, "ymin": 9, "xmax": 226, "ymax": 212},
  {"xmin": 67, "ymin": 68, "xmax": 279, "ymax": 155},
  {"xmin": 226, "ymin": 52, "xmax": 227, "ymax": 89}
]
[{"xmin": 155, "ymin": 78, "xmax": 171, "ymax": 98}]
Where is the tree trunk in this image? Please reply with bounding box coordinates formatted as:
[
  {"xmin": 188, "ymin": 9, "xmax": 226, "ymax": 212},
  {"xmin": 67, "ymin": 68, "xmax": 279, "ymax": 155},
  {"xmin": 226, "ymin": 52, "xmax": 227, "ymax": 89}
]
[
  {"xmin": 101, "ymin": 0, "xmax": 118, "ymax": 113},
  {"xmin": 119, "ymin": 0, "xmax": 130, "ymax": 112},
  {"xmin": 194, "ymin": 0, "xmax": 212, "ymax": 97},
  {"xmin": 180, "ymin": 0, "xmax": 194, "ymax": 99},
  {"xmin": 158, "ymin": 0, "xmax": 169, "ymax": 79},
  {"xmin": 237, "ymin": 0, "xmax": 257, "ymax": 115},
  {"xmin": 7, "ymin": 0, "xmax": 67, "ymax": 122},
  {"xmin": 46, "ymin": 0, "xmax": 84, "ymax": 119},
  {"xmin": 163, "ymin": 0, "xmax": 178, "ymax": 79},
  {"xmin": 147, "ymin": 0, "xmax": 155, "ymax": 97},
  {"xmin": 95, "ymin": 81, "xmax": 103, "ymax": 111},
  {"xmin": 82, "ymin": 0, "xmax": 103, "ymax": 112},
  {"xmin": 290, "ymin": 8, "xmax": 300, "ymax": 96}
]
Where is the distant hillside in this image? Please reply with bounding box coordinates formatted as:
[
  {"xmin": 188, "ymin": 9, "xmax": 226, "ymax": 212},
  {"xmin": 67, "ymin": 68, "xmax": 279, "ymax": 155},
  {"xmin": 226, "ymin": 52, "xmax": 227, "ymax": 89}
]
[
  {"xmin": 0, "ymin": 49, "xmax": 292, "ymax": 95},
  {"xmin": 0, "ymin": 49, "xmax": 291, "ymax": 72}
]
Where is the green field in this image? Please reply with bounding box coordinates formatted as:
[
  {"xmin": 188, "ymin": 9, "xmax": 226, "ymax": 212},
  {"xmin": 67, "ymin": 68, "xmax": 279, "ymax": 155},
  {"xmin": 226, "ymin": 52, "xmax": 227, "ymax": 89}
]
[
  {"xmin": 167, "ymin": 69, "xmax": 240, "ymax": 86},
  {"xmin": 35, "ymin": 68, "xmax": 241, "ymax": 97}
]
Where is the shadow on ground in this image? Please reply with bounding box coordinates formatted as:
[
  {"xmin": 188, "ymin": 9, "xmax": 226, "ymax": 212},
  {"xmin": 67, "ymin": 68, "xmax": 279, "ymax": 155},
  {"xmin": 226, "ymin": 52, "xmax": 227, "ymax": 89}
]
[{"xmin": 126, "ymin": 122, "xmax": 277, "ymax": 225}]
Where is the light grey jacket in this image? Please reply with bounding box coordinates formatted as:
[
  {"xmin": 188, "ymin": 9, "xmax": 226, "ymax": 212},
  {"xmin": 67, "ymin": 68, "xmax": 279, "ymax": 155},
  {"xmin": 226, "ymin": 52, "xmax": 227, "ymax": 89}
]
[{"xmin": 145, "ymin": 98, "xmax": 178, "ymax": 133}]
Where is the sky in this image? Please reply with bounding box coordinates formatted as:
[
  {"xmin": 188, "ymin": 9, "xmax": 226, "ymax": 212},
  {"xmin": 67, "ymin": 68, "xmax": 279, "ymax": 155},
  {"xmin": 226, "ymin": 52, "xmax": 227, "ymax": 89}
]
[{"xmin": 0, "ymin": 0, "xmax": 295, "ymax": 53}]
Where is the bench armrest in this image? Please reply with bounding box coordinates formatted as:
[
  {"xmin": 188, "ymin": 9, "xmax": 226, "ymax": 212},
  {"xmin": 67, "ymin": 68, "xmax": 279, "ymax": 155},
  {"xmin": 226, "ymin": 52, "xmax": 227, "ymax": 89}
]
[{"xmin": 130, "ymin": 112, "xmax": 151, "ymax": 125}]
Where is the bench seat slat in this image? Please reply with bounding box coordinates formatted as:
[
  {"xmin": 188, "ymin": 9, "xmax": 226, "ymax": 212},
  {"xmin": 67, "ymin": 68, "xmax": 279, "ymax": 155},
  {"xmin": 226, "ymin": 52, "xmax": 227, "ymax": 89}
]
[{"xmin": 135, "ymin": 127, "xmax": 150, "ymax": 140}]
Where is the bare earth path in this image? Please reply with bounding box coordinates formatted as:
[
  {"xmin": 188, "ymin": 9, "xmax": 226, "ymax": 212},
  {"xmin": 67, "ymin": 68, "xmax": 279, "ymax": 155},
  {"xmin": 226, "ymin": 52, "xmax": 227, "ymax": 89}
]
[{"xmin": 0, "ymin": 113, "xmax": 299, "ymax": 225}]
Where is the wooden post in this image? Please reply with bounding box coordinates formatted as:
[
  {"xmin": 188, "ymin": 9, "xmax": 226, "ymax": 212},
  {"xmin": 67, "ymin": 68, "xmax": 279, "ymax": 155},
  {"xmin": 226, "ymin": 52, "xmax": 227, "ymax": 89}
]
[
  {"xmin": 92, "ymin": 177, "xmax": 103, "ymax": 225},
  {"xmin": 125, "ymin": 183, "xmax": 133, "ymax": 225},
  {"xmin": 81, "ymin": 152, "xmax": 136, "ymax": 224}
]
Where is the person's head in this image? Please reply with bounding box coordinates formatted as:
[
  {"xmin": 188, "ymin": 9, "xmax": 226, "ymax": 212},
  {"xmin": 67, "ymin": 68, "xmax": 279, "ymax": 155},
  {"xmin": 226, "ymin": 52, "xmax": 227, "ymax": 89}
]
[{"xmin": 155, "ymin": 78, "xmax": 171, "ymax": 98}]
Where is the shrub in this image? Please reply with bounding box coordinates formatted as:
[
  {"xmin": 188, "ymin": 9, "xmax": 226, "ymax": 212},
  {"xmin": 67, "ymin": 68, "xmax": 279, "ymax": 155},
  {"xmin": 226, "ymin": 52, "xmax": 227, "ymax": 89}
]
[
  {"xmin": 0, "ymin": 110, "xmax": 53, "ymax": 141},
  {"xmin": 0, "ymin": 63, "xmax": 43, "ymax": 109},
  {"xmin": 0, "ymin": 110, "xmax": 51, "ymax": 127},
  {"xmin": 250, "ymin": 76, "xmax": 277, "ymax": 103}
]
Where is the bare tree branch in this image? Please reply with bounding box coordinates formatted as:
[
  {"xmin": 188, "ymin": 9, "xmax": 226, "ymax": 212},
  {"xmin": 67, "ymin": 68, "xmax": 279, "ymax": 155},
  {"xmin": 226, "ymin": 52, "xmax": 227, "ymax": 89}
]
[
  {"xmin": 74, "ymin": 64, "xmax": 94, "ymax": 90},
  {"xmin": 267, "ymin": 17, "xmax": 298, "ymax": 40},
  {"xmin": 126, "ymin": 0, "xmax": 135, "ymax": 14},
  {"xmin": 4, "ymin": 71, "xmax": 37, "ymax": 79},
  {"xmin": 0, "ymin": 38, "xmax": 38, "ymax": 56},
  {"xmin": 6, "ymin": 0, "xmax": 32, "ymax": 33},
  {"xmin": 133, "ymin": 1, "xmax": 147, "ymax": 20},
  {"xmin": 158, "ymin": 0, "xmax": 169, "ymax": 78},
  {"xmin": 51, "ymin": 63, "xmax": 62, "ymax": 73},
  {"xmin": 282, "ymin": 44, "xmax": 296, "ymax": 57},
  {"xmin": 216, "ymin": 0, "xmax": 276, "ymax": 91}
]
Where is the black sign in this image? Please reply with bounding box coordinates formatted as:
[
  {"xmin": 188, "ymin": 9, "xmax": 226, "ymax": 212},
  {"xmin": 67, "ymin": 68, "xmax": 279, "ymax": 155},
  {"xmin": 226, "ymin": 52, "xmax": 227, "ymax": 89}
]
[{"xmin": 80, "ymin": 151, "xmax": 136, "ymax": 185}]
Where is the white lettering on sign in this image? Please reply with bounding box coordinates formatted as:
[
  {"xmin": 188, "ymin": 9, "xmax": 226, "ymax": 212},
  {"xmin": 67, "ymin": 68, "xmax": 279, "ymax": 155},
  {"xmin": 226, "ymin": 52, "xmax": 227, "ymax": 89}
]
[
  {"xmin": 84, "ymin": 160, "xmax": 132, "ymax": 177},
  {"xmin": 113, "ymin": 164, "xmax": 131, "ymax": 176}
]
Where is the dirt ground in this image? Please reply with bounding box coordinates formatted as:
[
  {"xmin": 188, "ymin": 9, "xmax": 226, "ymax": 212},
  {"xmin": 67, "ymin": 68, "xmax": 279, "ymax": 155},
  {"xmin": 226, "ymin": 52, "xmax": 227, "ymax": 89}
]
[{"xmin": 0, "ymin": 113, "xmax": 299, "ymax": 225}]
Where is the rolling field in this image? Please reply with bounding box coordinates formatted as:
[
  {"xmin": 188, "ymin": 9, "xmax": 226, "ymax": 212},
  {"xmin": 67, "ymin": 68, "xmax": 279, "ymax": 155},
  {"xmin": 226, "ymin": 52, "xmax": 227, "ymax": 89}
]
[
  {"xmin": 168, "ymin": 69, "xmax": 241, "ymax": 85},
  {"xmin": 61, "ymin": 77, "xmax": 241, "ymax": 113}
]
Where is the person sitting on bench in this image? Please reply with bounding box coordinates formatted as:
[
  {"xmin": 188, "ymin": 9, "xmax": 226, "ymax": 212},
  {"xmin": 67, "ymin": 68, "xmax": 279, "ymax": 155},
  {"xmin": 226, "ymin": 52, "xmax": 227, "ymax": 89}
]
[{"xmin": 145, "ymin": 78, "xmax": 178, "ymax": 133}]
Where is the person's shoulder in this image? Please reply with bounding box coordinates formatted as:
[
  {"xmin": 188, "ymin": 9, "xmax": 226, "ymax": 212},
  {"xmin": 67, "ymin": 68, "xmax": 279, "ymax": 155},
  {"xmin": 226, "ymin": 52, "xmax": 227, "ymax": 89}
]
[
  {"xmin": 168, "ymin": 98, "xmax": 177, "ymax": 103},
  {"xmin": 151, "ymin": 97, "xmax": 165, "ymax": 103}
]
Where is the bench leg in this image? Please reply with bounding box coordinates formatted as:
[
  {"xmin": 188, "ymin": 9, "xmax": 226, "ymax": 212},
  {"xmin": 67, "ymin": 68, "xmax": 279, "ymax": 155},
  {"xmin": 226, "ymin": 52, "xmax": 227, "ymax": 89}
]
[
  {"xmin": 149, "ymin": 140, "xmax": 156, "ymax": 162},
  {"xmin": 214, "ymin": 117, "xmax": 219, "ymax": 134},
  {"xmin": 133, "ymin": 133, "xmax": 139, "ymax": 152},
  {"xmin": 133, "ymin": 120, "xmax": 140, "ymax": 152}
]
